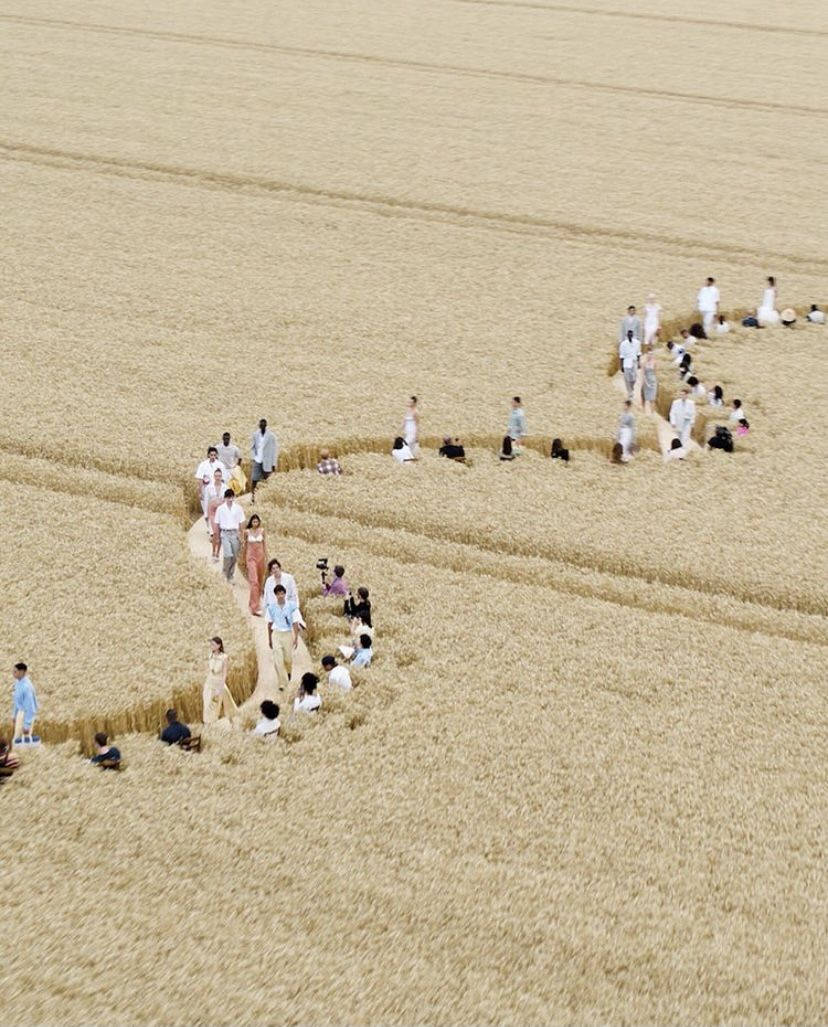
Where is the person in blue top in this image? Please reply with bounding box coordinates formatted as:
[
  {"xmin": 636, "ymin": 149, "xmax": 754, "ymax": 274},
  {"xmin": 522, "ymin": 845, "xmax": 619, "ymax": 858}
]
[
  {"xmin": 11, "ymin": 662, "xmax": 38, "ymax": 745},
  {"xmin": 265, "ymin": 584, "xmax": 302, "ymax": 689},
  {"xmin": 352, "ymin": 634, "xmax": 373, "ymax": 669}
]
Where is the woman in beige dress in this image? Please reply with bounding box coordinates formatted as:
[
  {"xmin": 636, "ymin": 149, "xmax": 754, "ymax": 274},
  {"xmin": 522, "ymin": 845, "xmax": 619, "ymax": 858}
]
[{"xmin": 202, "ymin": 637, "xmax": 237, "ymax": 724}]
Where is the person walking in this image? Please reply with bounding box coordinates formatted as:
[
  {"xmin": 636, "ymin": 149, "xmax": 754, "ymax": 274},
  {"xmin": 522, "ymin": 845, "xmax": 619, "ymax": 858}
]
[
  {"xmin": 202, "ymin": 637, "xmax": 237, "ymax": 725},
  {"xmin": 263, "ymin": 560, "xmax": 299, "ymax": 644},
  {"xmin": 758, "ymin": 276, "xmax": 779, "ymax": 325},
  {"xmin": 669, "ymin": 386, "xmax": 696, "ymax": 447},
  {"xmin": 242, "ymin": 514, "xmax": 267, "ymax": 616},
  {"xmin": 642, "ymin": 347, "xmax": 657, "ymax": 414},
  {"xmin": 402, "ymin": 396, "xmax": 419, "ymax": 454},
  {"xmin": 215, "ymin": 490, "xmax": 245, "ymax": 581},
  {"xmin": 194, "ymin": 447, "xmax": 227, "ymax": 527},
  {"xmin": 696, "ymin": 277, "xmax": 720, "ymax": 336},
  {"xmin": 250, "ymin": 418, "xmax": 278, "ymax": 500},
  {"xmin": 616, "ymin": 400, "xmax": 636, "ymax": 459},
  {"xmin": 11, "ymin": 662, "xmax": 38, "ymax": 745},
  {"xmin": 204, "ymin": 467, "xmax": 225, "ymax": 559},
  {"xmin": 618, "ymin": 305, "xmax": 642, "ymax": 344},
  {"xmin": 507, "ymin": 397, "xmax": 527, "ymax": 451},
  {"xmin": 265, "ymin": 585, "xmax": 302, "ymax": 690},
  {"xmin": 618, "ymin": 330, "xmax": 640, "ymax": 401},
  {"xmin": 643, "ymin": 295, "xmax": 662, "ymax": 346},
  {"xmin": 215, "ymin": 431, "xmax": 242, "ymax": 474}
]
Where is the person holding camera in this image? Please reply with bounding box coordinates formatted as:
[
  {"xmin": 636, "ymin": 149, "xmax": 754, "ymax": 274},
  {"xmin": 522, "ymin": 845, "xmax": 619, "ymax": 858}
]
[{"xmin": 322, "ymin": 564, "xmax": 348, "ymax": 597}]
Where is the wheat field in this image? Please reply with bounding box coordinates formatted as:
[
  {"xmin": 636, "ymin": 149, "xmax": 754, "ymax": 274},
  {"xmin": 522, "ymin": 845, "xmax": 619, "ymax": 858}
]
[{"xmin": 2, "ymin": 0, "xmax": 827, "ymax": 1023}]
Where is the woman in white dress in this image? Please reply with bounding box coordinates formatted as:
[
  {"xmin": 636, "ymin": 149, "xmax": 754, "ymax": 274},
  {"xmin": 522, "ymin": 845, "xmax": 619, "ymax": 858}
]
[
  {"xmin": 643, "ymin": 294, "xmax": 662, "ymax": 346},
  {"xmin": 402, "ymin": 396, "xmax": 419, "ymax": 453},
  {"xmin": 758, "ymin": 276, "xmax": 779, "ymax": 325},
  {"xmin": 616, "ymin": 401, "xmax": 636, "ymax": 459}
]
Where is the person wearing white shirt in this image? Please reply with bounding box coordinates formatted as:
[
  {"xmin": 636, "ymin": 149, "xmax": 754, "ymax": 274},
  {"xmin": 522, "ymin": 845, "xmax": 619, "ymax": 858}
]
[
  {"xmin": 215, "ymin": 491, "xmax": 245, "ymax": 581},
  {"xmin": 807, "ymin": 304, "xmax": 825, "ymax": 324},
  {"xmin": 251, "ymin": 700, "xmax": 280, "ymax": 740},
  {"xmin": 392, "ymin": 438, "xmax": 415, "ymax": 463},
  {"xmin": 664, "ymin": 438, "xmax": 687, "ymax": 463},
  {"xmin": 669, "ymin": 387, "xmax": 696, "ymax": 447},
  {"xmin": 696, "ymin": 276, "xmax": 720, "ymax": 335},
  {"xmin": 643, "ymin": 295, "xmax": 661, "ymax": 346},
  {"xmin": 714, "ymin": 315, "xmax": 731, "ymax": 335},
  {"xmin": 321, "ymin": 654, "xmax": 352, "ymax": 692},
  {"xmin": 618, "ymin": 331, "xmax": 640, "ymax": 400},
  {"xmin": 729, "ymin": 399, "xmax": 746, "ymax": 423},
  {"xmin": 195, "ymin": 447, "xmax": 228, "ymax": 520},
  {"xmin": 708, "ymin": 385, "xmax": 724, "ymax": 408},
  {"xmin": 667, "ymin": 340, "xmax": 686, "ymax": 366},
  {"xmin": 294, "ymin": 673, "xmax": 322, "ymax": 714},
  {"xmin": 263, "ymin": 560, "xmax": 299, "ymax": 644}
]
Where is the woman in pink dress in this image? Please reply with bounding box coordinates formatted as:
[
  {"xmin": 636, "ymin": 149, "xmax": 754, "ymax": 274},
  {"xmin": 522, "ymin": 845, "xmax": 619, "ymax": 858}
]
[{"xmin": 242, "ymin": 514, "xmax": 268, "ymax": 615}]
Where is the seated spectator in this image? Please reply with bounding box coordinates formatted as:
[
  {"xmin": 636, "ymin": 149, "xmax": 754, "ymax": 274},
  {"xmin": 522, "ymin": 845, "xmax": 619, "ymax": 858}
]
[
  {"xmin": 0, "ymin": 738, "xmax": 20, "ymax": 774},
  {"xmin": 438, "ymin": 436, "xmax": 466, "ymax": 460},
  {"xmin": 344, "ymin": 586, "xmax": 372, "ymax": 629},
  {"xmin": 550, "ymin": 438, "xmax": 570, "ymax": 462},
  {"xmin": 160, "ymin": 708, "xmax": 192, "ymax": 746},
  {"xmin": 90, "ymin": 732, "xmax": 121, "ymax": 768},
  {"xmin": 780, "ymin": 307, "xmax": 797, "ymax": 327},
  {"xmin": 708, "ymin": 384, "xmax": 724, "ymax": 407},
  {"xmin": 252, "ymin": 700, "xmax": 281, "ymax": 739},
  {"xmin": 714, "ymin": 315, "xmax": 731, "ymax": 334},
  {"xmin": 322, "ymin": 565, "xmax": 349, "ymax": 597},
  {"xmin": 610, "ymin": 442, "xmax": 626, "ymax": 464},
  {"xmin": 294, "ymin": 673, "xmax": 322, "ymax": 714},
  {"xmin": 317, "ymin": 449, "xmax": 342, "ymax": 476},
  {"xmin": 499, "ymin": 435, "xmax": 515, "ymax": 461},
  {"xmin": 667, "ymin": 340, "xmax": 686, "ymax": 365},
  {"xmin": 678, "ymin": 353, "xmax": 693, "ymax": 377},
  {"xmin": 352, "ymin": 634, "xmax": 373, "ymax": 668},
  {"xmin": 729, "ymin": 399, "xmax": 746, "ymax": 423},
  {"xmin": 665, "ymin": 438, "xmax": 686, "ymax": 462},
  {"xmin": 686, "ymin": 375, "xmax": 706, "ymax": 398},
  {"xmin": 806, "ymin": 304, "xmax": 825, "ymax": 324},
  {"xmin": 392, "ymin": 437, "xmax": 415, "ymax": 463},
  {"xmin": 321, "ymin": 654, "xmax": 352, "ymax": 692},
  {"xmin": 708, "ymin": 425, "xmax": 734, "ymax": 452},
  {"xmin": 688, "ymin": 321, "xmax": 707, "ymax": 340}
]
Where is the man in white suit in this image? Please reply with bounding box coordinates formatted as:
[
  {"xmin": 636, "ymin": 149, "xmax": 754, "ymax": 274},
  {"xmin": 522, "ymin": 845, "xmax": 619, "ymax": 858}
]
[{"xmin": 669, "ymin": 387, "xmax": 696, "ymax": 447}]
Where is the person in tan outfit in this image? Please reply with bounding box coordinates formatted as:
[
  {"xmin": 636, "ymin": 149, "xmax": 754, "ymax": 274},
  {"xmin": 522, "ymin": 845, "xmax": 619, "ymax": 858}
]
[{"xmin": 202, "ymin": 637, "xmax": 237, "ymax": 724}]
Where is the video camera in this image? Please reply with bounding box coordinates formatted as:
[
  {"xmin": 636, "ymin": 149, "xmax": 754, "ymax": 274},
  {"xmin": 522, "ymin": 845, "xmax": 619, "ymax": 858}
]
[{"xmin": 316, "ymin": 557, "xmax": 329, "ymax": 585}]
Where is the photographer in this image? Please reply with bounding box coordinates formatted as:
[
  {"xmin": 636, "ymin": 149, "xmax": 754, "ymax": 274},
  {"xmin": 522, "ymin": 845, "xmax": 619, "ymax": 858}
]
[
  {"xmin": 344, "ymin": 586, "xmax": 372, "ymax": 630},
  {"xmin": 322, "ymin": 564, "xmax": 349, "ymax": 597}
]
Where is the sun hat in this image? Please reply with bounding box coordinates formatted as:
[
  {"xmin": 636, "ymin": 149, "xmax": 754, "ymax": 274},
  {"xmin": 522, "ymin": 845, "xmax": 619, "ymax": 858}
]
[{"xmin": 781, "ymin": 308, "xmax": 797, "ymax": 323}]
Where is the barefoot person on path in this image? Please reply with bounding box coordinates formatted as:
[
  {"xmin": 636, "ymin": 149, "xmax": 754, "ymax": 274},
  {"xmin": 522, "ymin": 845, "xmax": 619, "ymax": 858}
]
[
  {"xmin": 202, "ymin": 637, "xmax": 237, "ymax": 725},
  {"xmin": 242, "ymin": 514, "xmax": 267, "ymax": 616},
  {"xmin": 643, "ymin": 294, "xmax": 661, "ymax": 346},
  {"xmin": 216, "ymin": 490, "xmax": 245, "ymax": 582},
  {"xmin": 402, "ymin": 396, "xmax": 420, "ymax": 454},
  {"xmin": 669, "ymin": 387, "xmax": 696, "ymax": 447}
]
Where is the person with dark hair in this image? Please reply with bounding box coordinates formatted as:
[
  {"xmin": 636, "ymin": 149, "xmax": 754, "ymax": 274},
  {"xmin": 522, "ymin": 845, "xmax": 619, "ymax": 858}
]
[
  {"xmin": 266, "ymin": 585, "xmax": 303, "ymax": 689},
  {"xmin": 618, "ymin": 329, "xmax": 640, "ymax": 400},
  {"xmin": 294, "ymin": 673, "xmax": 321, "ymax": 714},
  {"xmin": 758, "ymin": 275, "xmax": 779, "ymax": 325},
  {"xmin": 686, "ymin": 375, "xmax": 706, "ymax": 398},
  {"xmin": 263, "ymin": 559, "xmax": 299, "ymax": 623},
  {"xmin": 11, "ymin": 663, "xmax": 38, "ymax": 746},
  {"xmin": 202, "ymin": 637, "xmax": 238, "ymax": 724},
  {"xmin": 807, "ymin": 304, "xmax": 825, "ymax": 324},
  {"xmin": 550, "ymin": 438, "xmax": 569, "ymax": 462},
  {"xmin": 195, "ymin": 447, "xmax": 227, "ymax": 528},
  {"xmin": 215, "ymin": 489, "xmax": 245, "ymax": 582},
  {"xmin": 714, "ymin": 314, "xmax": 731, "ymax": 335},
  {"xmin": 0, "ymin": 737, "xmax": 20, "ymax": 775},
  {"xmin": 321, "ymin": 654, "xmax": 352, "ymax": 692},
  {"xmin": 252, "ymin": 700, "xmax": 281, "ymax": 739},
  {"xmin": 618, "ymin": 305, "xmax": 642, "ymax": 345},
  {"xmin": 678, "ymin": 352, "xmax": 693, "ymax": 378},
  {"xmin": 391, "ymin": 436, "xmax": 416, "ymax": 463},
  {"xmin": 352, "ymin": 635, "xmax": 373, "ymax": 669},
  {"xmin": 610, "ymin": 442, "xmax": 625, "ymax": 465},
  {"xmin": 204, "ymin": 467, "xmax": 225, "ymax": 561},
  {"xmin": 90, "ymin": 732, "xmax": 121, "ymax": 768},
  {"xmin": 729, "ymin": 399, "xmax": 747, "ymax": 424},
  {"xmin": 322, "ymin": 565, "xmax": 349, "ymax": 597},
  {"xmin": 242, "ymin": 513, "xmax": 267, "ymax": 616},
  {"xmin": 708, "ymin": 384, "xmax": 724, "ymax": 408},
  {"xmin": 507, "ymin": 397, "xmax": 527, "ymax": 451},
  {"xmin": 665, "ymin": 437, "xmax": 687, "ymax": 462},
  {"xmin": 667, "ymin": 339, "xmax": 686, "ymax": 366},
  {"xmin": 499, "ymin": 435, "xmax": 515, "ymax": 461},
  {"xmin": 697, "ymin": 276, "xmax": 720, "ymax": 335},
  {"xmin": 708, "ymin": 426, "xmax": 734, "ymax": 452},
  {"xmin": 215, "ymin": 432, "xmax": 242, "ymax": 474},
  {"xmin": 160, "ymin": 709, "xmax": 192, "ymax": 746},
  {"xmin": 438, "ymin": 436, "xmax": 466, "ymax": 461},
  {"xmin": 250, "ymin": 418, "xmax": 278, "ymax": 500},
  {"xmin": 688, "ymin": 322, "xmax": 707, "ymax": 341},
  {"xmin": 344, "ymin": 586, "xmax": 372, "ymax": 630}
]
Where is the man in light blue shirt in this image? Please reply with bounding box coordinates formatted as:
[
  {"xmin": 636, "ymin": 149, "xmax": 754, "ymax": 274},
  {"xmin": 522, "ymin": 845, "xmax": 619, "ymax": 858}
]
[
  {"xmin": 265, "ymin": 585, "xmax": 301, "ymax": 689},
  {"xmin": 12, "ymin": 662, "xmax": 39, "ymax": 743},
  {"xmin": 352, "ymin": 634, "xmax": 373, "ymax": 669},
  {"xmin": 507, "ymin": 397, "xmax": 527, "ymax": 449}
]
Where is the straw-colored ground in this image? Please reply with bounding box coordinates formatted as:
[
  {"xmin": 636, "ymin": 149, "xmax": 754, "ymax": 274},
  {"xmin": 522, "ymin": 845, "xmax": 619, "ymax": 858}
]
[{"xmin": 3, "ymin": 0, "xmax": 827, "ymax": 1023}]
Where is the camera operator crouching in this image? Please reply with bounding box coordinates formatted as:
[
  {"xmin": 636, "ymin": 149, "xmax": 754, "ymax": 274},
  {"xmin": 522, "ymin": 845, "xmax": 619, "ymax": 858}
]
[{"xmin": 317, "ymin": 558, "xmax": 349, "ymax": 597}]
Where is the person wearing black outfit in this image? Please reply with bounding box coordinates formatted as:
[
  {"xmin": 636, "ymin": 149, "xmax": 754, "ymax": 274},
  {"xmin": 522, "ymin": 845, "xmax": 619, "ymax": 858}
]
[
  {"xmin": 344, "ymin": 586, "xmax": 372, "ymax": 628},
  {"xmin": 438, "ymin": 436, "xmax": 466, "ymax": 460},
  {"xmin": 90, "ymin": 732, "xmax": 121, "ymax": 768},
  {"xmin": 160, "ymin": 709, "xmax": 192, "ymax": 745}
]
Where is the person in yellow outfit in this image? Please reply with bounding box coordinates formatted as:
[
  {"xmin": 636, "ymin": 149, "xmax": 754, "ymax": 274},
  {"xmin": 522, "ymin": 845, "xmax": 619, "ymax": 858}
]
[{"xmin": 202, "ymin": 637, "xmax": 238, "ymax": 724}]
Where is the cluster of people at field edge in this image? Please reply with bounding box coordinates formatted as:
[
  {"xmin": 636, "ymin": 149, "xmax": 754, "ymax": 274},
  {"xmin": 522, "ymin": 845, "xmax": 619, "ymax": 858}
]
[{"xmin": 612, "ymin": 277, "xmax": 824, "ymax": 463}]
